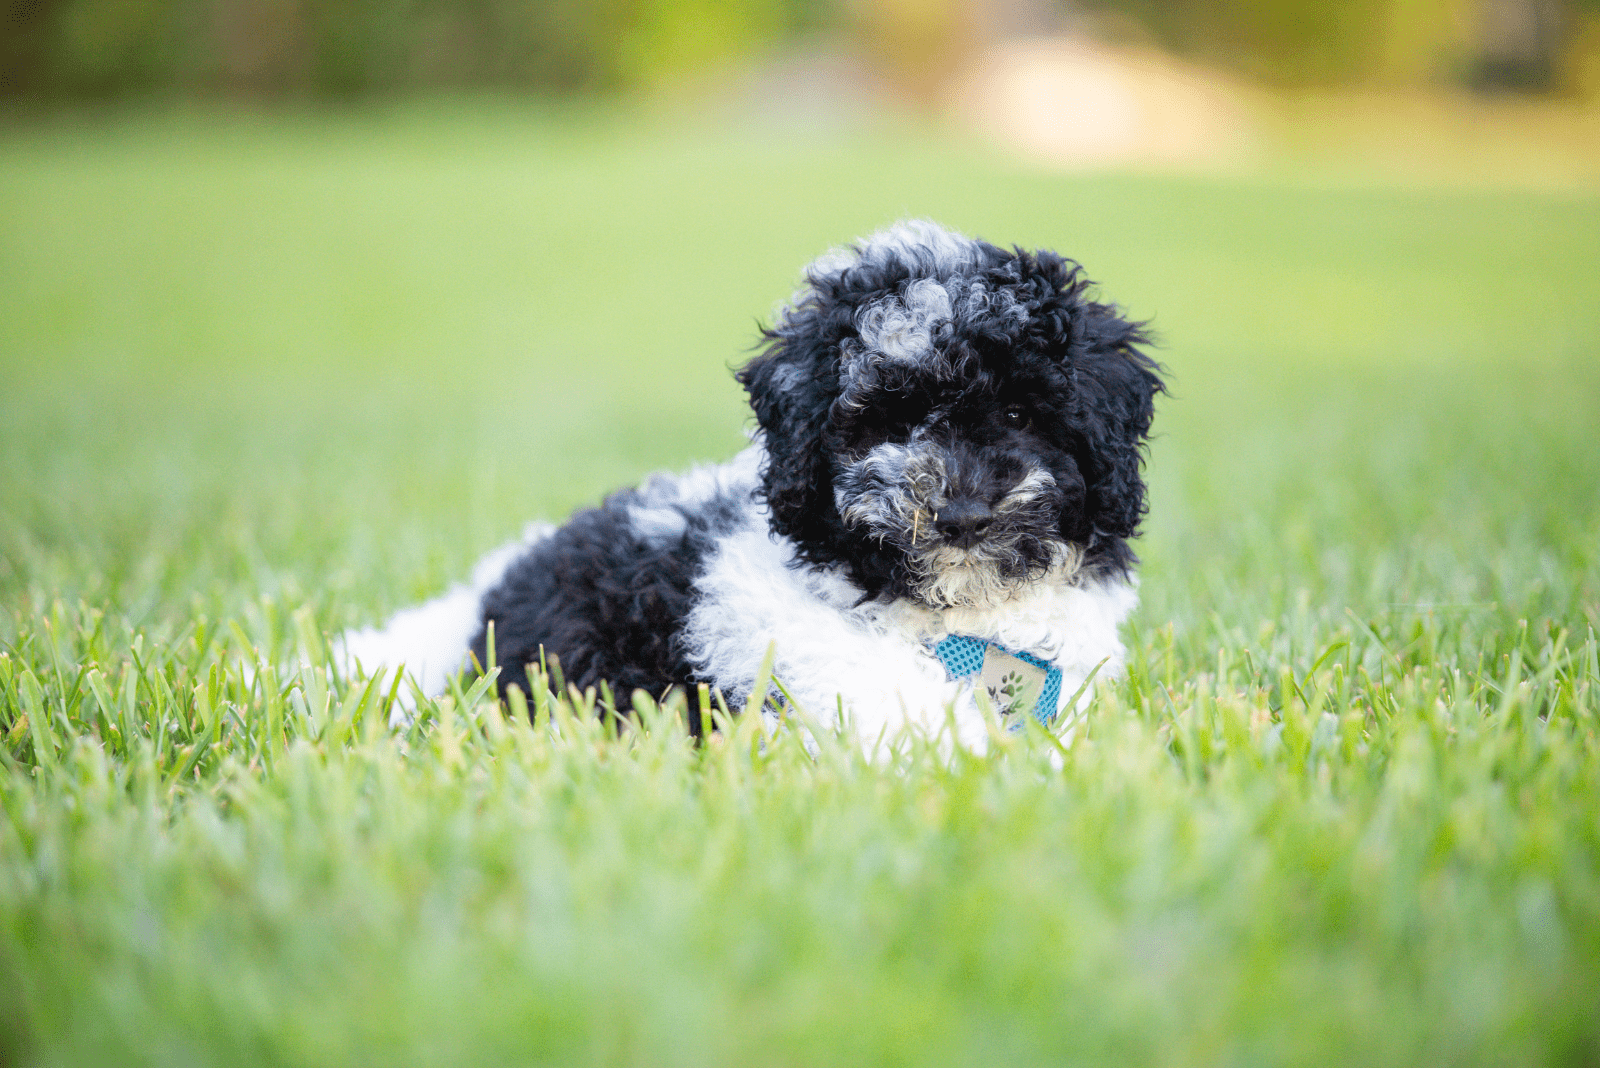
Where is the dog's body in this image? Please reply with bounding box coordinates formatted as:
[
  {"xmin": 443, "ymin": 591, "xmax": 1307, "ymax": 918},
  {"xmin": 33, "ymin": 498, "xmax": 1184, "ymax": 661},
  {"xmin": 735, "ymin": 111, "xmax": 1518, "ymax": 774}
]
[{"xmin": 342, "ymin": 221, "xmax": 1163, "ymax": 752}]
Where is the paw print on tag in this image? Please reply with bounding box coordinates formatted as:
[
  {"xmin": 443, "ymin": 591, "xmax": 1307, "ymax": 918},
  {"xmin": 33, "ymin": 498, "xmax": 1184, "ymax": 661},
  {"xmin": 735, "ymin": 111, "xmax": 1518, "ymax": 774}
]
[
  {"xmin": 988, "ymin": 669, "xmax": 1029, "ymax": 716},
  {"xmin": 979, "ymin": 647, "xmax": 1046, "ymax": 719}
]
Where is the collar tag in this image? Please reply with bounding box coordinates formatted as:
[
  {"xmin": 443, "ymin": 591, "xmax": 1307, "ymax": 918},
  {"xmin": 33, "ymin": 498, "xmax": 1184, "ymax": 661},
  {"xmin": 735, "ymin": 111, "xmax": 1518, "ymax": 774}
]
[{"xmin": 930, "ymin": 635, "xmax": 1064, "ymax": 726}]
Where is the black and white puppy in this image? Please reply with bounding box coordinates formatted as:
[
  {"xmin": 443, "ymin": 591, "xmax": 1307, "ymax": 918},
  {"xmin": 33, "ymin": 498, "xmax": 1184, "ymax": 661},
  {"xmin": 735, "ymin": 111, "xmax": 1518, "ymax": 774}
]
[{"xmin": 342, "ymin": 221, "xmax": 1163, "ymax": 752}]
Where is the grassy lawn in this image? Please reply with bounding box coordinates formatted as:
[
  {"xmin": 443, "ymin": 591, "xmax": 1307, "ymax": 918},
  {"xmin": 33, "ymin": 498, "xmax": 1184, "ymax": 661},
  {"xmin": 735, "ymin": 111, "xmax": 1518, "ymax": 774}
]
[{"xmin": 2, "ymin": 101, "xmax": 1598, "ymax": 1066}]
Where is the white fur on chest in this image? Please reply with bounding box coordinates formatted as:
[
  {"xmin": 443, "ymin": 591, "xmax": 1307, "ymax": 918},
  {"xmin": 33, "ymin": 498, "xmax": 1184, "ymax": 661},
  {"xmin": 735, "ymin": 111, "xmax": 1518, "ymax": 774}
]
[{"xmin": 682, "ymin": 490, "xmax": 1136, "ymax": 751}]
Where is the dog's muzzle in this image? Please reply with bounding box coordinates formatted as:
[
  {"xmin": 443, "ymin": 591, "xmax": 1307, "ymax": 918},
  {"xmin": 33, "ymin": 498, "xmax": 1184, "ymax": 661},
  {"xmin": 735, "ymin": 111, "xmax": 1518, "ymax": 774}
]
[
  {"xmin": 932, "ymin": 497, "xmax": 993, "ymax": 549},
  {"xmin": 833, "ymin": 439, "xmax": 1075, "ymax": 607}
]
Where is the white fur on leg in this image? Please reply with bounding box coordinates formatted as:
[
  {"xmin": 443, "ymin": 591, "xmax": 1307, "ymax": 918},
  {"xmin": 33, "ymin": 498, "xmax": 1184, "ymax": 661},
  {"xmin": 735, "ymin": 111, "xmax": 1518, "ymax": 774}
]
[
  {"xmin": 337, "ymin": 523, "xmax": 553, "ymax": 725},
  {"xmin": 340, "ymin": 584, "xmax": 482, "ymax": 712}
]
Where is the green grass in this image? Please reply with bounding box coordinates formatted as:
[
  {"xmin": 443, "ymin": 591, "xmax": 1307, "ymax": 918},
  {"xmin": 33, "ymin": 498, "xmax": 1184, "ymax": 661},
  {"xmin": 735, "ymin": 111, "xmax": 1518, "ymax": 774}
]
[{"xmin": 2, "ymin": 101, "xmax": 1599, "ymax": 1066}]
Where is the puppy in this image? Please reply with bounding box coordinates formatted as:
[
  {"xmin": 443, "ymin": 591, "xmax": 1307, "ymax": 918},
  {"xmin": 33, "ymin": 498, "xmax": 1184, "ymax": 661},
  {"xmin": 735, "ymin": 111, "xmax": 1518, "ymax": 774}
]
[{"xmin": 341, "ymin": 221, "xmax": 1163, "ymax": 752}]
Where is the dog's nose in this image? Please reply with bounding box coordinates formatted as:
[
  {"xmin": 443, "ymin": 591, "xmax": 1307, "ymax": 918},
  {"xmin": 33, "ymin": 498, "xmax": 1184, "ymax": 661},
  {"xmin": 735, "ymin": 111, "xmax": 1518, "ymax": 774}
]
[{"xmin": 933, "ymin": 499, "xmax": 994, "ymax": 548}]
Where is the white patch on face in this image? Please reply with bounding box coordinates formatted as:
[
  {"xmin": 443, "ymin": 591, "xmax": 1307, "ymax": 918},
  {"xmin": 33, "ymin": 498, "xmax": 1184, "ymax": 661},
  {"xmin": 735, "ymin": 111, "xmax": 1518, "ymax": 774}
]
[
  {"xmin": 770, "ymin": 220, "xmax": 1034, "ymax": 404},
  {"xmin": 839, "ymin": 277, "xmax": 1030, "ymax": 393},
  {"xmin": 777, "ymin": 220, "xmax": 983, "ymax": 338},
  {"xmin": 959, "ymin": 280, "xmax": 1029, "ymax": 325},
  {"xmin": 808, "ymin": 219, "xmax": 979, "ymax": 282},
  {"xmin": 995, "ymin": 468, "xmax": 1057, "ymax": 511},
  {"xmin": 854, "ymin": 278, "xmax": 953, "ymax": 364},
  {"xmin": 834, "ymin": 440, "xmax": 946, "ymax": 536},
  {"xmin": 908, "ymin": 467, "xmax": 1077, "ymax": 608},
  {"xmin": 836, "ymin": 441, "xmax": 1075, "ymax": 610},
  {"xmin": 915, "ymin": 542, "xmax": 1082, "ymax": 611}
]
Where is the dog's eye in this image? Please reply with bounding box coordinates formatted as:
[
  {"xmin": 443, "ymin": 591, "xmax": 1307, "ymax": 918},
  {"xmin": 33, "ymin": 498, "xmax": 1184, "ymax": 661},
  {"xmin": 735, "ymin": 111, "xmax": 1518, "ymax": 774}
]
[
  {"xmin": 880, "ymin": 393, "xmax": 927, "ymax": 436},
  {"xmin": 1001, "ymin": 405, "xmax": 1030, "ymax": 429}
]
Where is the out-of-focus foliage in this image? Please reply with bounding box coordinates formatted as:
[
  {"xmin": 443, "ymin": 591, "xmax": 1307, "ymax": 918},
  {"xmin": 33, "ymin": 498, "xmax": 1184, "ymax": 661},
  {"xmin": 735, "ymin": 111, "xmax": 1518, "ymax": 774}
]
[
  {"xmin": 1094, "ymin": 0, "xmax": 1405, "ymax": 85},
  {"xmin": 842, "ymin": 0, "xmax": 972, "ymax": 101},
  {"xmin": 1091, "ymin": 0, "xmax": 1599, "ymax": 90},
  {"xmin": 0, "ymin": 0, "xmax": 813, "ymax": 97},
  {"xmin": 3, "ymin": 0, "xmax": 1598, "ymax": 101}
]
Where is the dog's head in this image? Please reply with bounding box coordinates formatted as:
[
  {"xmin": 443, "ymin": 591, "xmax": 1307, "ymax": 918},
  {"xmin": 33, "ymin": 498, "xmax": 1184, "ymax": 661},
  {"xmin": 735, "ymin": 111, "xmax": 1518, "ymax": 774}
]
[{"xmin": 738, "ymin": 221, "xmax": 1164, "ymax": 609}]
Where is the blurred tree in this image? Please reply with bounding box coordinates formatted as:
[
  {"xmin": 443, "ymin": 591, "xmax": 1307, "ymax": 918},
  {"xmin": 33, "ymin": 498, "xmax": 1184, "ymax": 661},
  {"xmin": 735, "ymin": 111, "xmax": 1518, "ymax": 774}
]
[
  {"xmin": 3, "ymin": 0, "xmax": 1595, "ymax": 99},
  {"xmin": 1085, "ymin": 0, "xmax": 1592, "ymax": 91},
  {"xmin": 1087, "ymin": 0, "xmax": 1443, "ymax": 85},
  {"xmin": 1468, "ymin": 0, "xmax": 1566, "ymax": 88},
  {"xmin": 617, "ymin": 0, "xmax": 789, "ymax": 86},
  {"xmin": 0, "ymin": 0, "xmax": 804, "ymax": 97},
  {"xmin": 846, "ymin": 0, "xmax": 976, "ymax": 102},
  {"xmin": 1, "ymin": 1, "xmax": 57, "ymax": 93},
  {"xmin": 1571, "ymin": 4, "xmax": 1600, "ymax": 97},
  {"xmin": 4, "ymin": 0, "xmax": 196, "ymax": 95}
]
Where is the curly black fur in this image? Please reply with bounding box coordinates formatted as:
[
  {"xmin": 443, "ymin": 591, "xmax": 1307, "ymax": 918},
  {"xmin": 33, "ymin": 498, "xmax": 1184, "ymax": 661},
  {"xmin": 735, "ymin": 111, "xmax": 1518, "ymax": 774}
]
[
  {"xmin": 453, "ymin": 223, "xmax": 1164, "ymax": 727},
  {"xmin": 737, "ymin": 238, "xmax": 1164, "ymax": 600},
  {"xmin": 469, "ymin": 485, "xmax": 744, "ymax": 733}
]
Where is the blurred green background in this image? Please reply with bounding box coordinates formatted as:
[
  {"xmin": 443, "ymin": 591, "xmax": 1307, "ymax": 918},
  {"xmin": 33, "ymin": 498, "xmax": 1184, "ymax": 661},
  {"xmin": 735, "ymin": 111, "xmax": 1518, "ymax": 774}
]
[
  {"xmin": 2, "ymin": 99, "xmax": 1598, "ymax": 1061},
  {"xmin": 2, "ymin": 0, "xmax": 1598, "ymax": 648},
  {"xmin": 4, "ymin": 0, "xmax": 1600, "ymax": 1064},
  {"xmin": 4, "ymin": 0, "xmax": 1600, "ymax": 97}
]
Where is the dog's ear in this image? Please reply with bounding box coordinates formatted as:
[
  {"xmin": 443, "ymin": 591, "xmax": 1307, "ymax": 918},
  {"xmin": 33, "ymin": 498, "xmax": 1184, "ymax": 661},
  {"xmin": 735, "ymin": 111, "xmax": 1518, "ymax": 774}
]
[
  {"xmin": 1019, "ymin": 251, "xmax": 1165, "ymax": 542},
  {"xmin": 736, "ymin": 298, "xmax": 848, "ymax": 561},
  {"xmin": 1072, "ymin": 319, "xmax": 1164, "ymax": 540}
]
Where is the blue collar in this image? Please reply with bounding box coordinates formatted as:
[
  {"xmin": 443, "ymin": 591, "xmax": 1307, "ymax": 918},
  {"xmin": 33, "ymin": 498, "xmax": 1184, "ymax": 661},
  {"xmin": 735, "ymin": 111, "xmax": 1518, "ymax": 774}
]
[{"xmin": 928, "ymin": 634, "xmax": 1064, "ymax": 726}]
